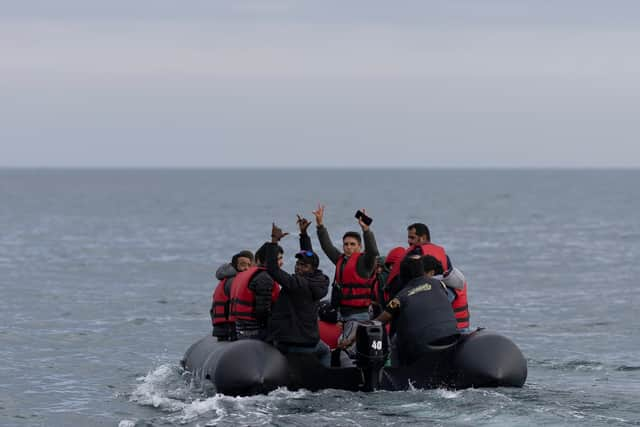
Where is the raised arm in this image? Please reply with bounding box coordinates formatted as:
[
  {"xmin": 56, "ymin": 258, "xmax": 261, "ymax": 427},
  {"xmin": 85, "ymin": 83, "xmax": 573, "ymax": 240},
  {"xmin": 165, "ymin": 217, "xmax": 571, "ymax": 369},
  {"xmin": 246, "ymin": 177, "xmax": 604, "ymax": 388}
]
[
  {"xmin": 265, "ymin": 223, "xmax": 307, "ymax": 293},
  {"xmin": 297, "ymin": 214, "xmax": 313, "ymax": 252},
  {"xmin": 355, "ymin": 208, "xmax": 380, "ymax": 277},
  {"xmin": 313, "ymin": 204, "xmax": 341, "ymax": 264}
]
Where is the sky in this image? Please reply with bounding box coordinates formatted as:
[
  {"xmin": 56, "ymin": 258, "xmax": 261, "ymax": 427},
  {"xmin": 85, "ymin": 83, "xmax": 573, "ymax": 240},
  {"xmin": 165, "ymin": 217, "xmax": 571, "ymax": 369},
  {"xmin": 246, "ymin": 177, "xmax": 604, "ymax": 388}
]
[{"xmin": 1, "ymin": 0, "xmax": 640, "ymax": 168}]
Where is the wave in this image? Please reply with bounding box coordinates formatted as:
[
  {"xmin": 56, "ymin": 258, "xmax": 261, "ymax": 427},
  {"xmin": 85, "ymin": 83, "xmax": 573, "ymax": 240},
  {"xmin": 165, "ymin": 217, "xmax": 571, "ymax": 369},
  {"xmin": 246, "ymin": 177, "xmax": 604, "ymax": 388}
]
[
  {"xmin": 615, "ymin": 365, "xmax": 640, "ymax": 372},
  {"xmin": 127, "ymin": 363, "xmax": 311, "ymax": 425},
  {"xmin": 532, "ymin": 358, "xmax": 640, "ymax": 373}
]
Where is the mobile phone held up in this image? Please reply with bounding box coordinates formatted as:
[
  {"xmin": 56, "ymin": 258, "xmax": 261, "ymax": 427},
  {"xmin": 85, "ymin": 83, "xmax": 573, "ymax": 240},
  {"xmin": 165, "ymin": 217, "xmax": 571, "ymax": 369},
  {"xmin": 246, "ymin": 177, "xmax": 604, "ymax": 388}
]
[{"xmin": 355, "ymin": 210, "xmax": 373, "ymax": 226}]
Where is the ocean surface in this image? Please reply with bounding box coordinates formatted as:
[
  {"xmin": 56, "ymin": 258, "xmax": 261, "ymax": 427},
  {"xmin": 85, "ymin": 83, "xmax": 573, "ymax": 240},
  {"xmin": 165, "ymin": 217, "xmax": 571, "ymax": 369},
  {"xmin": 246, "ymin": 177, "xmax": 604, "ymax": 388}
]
[{"xmin": 0, "ymin": 169, "xmax": 638, "ymax": 426}]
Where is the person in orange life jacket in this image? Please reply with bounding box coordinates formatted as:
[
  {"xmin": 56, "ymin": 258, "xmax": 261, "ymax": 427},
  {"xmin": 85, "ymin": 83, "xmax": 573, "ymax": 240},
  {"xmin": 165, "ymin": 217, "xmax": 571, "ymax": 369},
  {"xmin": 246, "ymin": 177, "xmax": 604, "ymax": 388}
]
[
  {"xmin": 386, "ymin": 223, "xmax": 453, "ymax": 299},
  {"xmin": 312, "ymin": 204, "xmax": 379, "ymax": 321},
  {"xmin": 407, "ymin": 223, "xmax": 453, "ymax": 271},
  {"xmin": 439, "ymin": 266, "xmax": 471, "ymax": 333},
  {"xmin": 265, "ymin": 222, "xmax": 331, "ymax": 367},
  {"xmin": 214, "ymin": 251, "xmax": 254, "ymax": 283},
  {"xmin": 374, "ymin": 255, "xmax": 459, "ymax": 366},
  {"xmin": 229, "ymin": 244, "xmax": 283, "ymax": 340},
  {"xmin": 210, "ymin": 250, "xmax": 253, "ymax": 340}
]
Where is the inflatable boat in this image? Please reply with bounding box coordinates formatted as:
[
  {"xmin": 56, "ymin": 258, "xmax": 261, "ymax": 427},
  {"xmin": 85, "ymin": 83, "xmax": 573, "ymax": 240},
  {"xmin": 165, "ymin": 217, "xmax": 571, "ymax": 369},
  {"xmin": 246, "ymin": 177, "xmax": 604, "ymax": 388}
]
[{"xmin": 182, "ymin": 321, "xmax": 527, "ymax": 396}]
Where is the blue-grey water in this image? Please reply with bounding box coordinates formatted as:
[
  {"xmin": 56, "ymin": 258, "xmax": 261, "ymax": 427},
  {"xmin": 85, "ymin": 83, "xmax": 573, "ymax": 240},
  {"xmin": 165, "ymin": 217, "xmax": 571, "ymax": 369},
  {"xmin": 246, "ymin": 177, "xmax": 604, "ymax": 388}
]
[{"xmin": 1, "ymin": 169, "xmax": 638, "ymax": 426}]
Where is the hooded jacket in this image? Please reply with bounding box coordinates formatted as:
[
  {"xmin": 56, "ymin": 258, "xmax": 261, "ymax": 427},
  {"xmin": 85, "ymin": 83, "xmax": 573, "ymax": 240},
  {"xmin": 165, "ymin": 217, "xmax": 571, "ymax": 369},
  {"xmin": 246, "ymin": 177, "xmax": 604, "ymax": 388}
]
[{"xmin": 265, "ymin": 242, "xmax": 329, "ymax": 346}]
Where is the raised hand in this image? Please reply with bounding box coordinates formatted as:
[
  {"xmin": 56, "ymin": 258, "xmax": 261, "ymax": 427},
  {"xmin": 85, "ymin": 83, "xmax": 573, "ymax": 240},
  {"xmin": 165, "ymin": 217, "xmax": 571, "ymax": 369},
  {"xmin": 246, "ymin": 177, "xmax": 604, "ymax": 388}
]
[
  {"xmin": 271, "ymin": 222, "xmax": 289, "ymax": 243},
  {"xmin": 357, "ymin": 208, "xmax": 370, "ymax": 231},
  {"xmin": 296, "ymin": 214, "xmax": 311, "ymax": 234},
  {"xmin": 312, "ymin": 204, "xmax": 325, "ymax": 226}
]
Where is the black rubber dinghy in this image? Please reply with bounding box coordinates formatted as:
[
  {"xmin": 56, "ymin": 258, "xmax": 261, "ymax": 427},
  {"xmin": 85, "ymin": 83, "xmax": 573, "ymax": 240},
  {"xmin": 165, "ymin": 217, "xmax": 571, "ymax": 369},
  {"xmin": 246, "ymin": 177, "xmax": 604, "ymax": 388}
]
[{"xmin": 182, "ymin": 327, "xmax": 527, "ymax": 396}]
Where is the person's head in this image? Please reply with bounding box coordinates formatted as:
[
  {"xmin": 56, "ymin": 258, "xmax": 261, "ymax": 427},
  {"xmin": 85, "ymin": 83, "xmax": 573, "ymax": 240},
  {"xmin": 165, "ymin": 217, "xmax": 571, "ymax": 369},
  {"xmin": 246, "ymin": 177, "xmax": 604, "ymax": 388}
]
[
  {"xmin": 294, "ymin": 249, "xmax": 320, "ymax": 275},
  {"xmin": 385, "ymin": 246, "xmax": 406, "ymax": 270},
  {"xmin": 375, "ymin": 256, "xmax": 386, "ymax": 274},
  {"xmin": 421, "ymin": 255, "xmax": 443, "ymax": 278},
  {"xmin": 255, "ymin": 243, "xmax": 284, "ymax": 268},
  {"xmin": 399, "ymin": 255, "xmax": 424, "ymax": 284},
  {"xmin": 342, "ymin": 231, "xmax": 362, "ymax": 256},
  {"xmin": 231, "ymin": 250, "xmax": 254, "ymax": 272},
  {"xmin": 407, "ymin": 223, "xmax": 431, "ymax": 246}
]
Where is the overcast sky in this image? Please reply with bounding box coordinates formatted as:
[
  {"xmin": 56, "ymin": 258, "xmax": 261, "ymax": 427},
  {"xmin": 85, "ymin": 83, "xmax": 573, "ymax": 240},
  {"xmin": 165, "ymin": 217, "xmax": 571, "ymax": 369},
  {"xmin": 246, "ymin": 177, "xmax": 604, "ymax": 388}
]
[{"xmin": 1, "ymin": 0, "xmax": 639, "ymax": 168}]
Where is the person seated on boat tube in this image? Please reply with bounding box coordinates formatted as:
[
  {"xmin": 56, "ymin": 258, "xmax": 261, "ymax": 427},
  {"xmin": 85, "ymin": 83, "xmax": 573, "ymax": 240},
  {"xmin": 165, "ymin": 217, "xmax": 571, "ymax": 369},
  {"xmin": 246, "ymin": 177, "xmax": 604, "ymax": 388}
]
[
  {"xmin": 210, "ymin": 250, "xmax": 254, "ymax": 340},
  {"xmin": 228, "ymin": 245, "xmax": 282, "ymax": 340},
  {"xmin": 374, "ymin": 255, "xmax": 459, "ymax": 366},
  {"xmin": 385, "ymin": 223, "xmax": 470, "ymax": 329},
  {"xmin": 265, "ymin": 221, "xmax": 332, "ymax": 367},
  {"xmin": 312, "ymin": 204, "xmax": 379, "ymax": 322}
]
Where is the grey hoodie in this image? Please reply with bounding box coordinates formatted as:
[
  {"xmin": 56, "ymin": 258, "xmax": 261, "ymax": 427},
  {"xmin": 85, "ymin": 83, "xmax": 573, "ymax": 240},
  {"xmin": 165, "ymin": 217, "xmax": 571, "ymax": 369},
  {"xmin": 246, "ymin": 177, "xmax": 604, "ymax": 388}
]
[{"xmin": 215, "ymin": 263, "xmax": 237, "ymax": 280}]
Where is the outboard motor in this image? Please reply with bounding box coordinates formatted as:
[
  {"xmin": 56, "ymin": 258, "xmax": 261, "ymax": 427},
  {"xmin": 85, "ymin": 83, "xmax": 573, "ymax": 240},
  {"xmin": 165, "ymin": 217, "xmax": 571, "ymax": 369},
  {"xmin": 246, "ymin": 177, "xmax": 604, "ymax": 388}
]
[{"xmin": 354, "ymin": 320, "xmax": 388, "ymax": 391}]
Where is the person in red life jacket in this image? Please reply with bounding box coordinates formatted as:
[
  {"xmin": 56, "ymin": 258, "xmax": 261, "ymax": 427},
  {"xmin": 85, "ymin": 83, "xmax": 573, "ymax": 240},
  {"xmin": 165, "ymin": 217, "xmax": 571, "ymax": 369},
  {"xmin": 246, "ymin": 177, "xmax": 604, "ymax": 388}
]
[
  {"xmin": 312, "ymin": 204, "xmax": 379, "ymax": 322},
  {"xmin": 440, "ymin": 265, "xmax": 471, "ymax": 332},
  {"xmin": 386, "ymin": 223, "xmax": 453, "ymax": 299},
  {"xmin": 214, "ymin": 251, "xmax": 254, "ymax": 283},
  {"xmin": 210, "ymin": 250, "xmax": 253, "ymax": 340},
  {"xmin": 229, "ymin": 244, "xmax": 282, "ymax": 340},
  {"xmin": 407, "ymin": 223, "xmax": 453, "ymax": 271},
  {"xmin": 265, "ymin": 222, "xmax": 331, "ymax": 367}
]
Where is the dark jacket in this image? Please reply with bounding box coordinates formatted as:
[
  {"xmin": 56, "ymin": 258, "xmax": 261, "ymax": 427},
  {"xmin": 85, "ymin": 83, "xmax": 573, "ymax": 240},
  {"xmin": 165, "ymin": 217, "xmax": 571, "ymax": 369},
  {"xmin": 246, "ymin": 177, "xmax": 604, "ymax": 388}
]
[
  {"xmin": 265, "ymin": 242, "xmax": 329, "ymax": 346},
  {"xmin": 386, "ymin": 276, "xmax": 458, "ymax": 365}
]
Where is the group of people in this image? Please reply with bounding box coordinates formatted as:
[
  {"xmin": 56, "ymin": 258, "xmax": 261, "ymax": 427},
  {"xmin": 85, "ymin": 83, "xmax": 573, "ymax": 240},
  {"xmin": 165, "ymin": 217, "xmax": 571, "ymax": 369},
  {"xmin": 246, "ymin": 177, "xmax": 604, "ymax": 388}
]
[{"xmin": 209, "ymin": 205, "xmax": 471, "ymax": 367}]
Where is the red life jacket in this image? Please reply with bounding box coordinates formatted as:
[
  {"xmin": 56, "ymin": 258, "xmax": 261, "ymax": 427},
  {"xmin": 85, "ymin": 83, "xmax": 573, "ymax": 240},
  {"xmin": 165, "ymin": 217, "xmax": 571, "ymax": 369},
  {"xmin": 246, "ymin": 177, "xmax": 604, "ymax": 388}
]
[
  {"xmin": 386, "ymin": 243, "xmax": 450, "ymax": 286},
  {"xmin": 211, "ymin": 278, "xmax": 231, "ymax": 326},
  {"xmin": 335, "ymin": 253, "xmax": 374, "ymax": 308},
  {"xmin": 370, "ymin": 273, "xmax": 388, "ymax": 306},
  {"xmin": 229, "ymin": 267, "xmax": 280, "ymax": 322},
  {"xmin": 452, "ymin": 281, "xmax": 470, "ymax": 329}
]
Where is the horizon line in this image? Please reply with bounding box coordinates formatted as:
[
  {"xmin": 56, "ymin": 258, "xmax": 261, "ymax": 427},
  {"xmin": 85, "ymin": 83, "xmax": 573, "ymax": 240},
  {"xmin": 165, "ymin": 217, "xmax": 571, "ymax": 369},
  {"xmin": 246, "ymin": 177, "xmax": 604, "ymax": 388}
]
[{"xmin": 1, "ymin": 165, "xmax": 639, "ymax": 171}]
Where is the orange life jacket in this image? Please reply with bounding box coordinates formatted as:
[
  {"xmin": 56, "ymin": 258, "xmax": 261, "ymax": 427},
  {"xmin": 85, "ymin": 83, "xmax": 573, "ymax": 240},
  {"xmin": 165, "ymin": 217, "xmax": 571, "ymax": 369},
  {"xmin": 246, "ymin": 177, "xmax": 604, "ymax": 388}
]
[
  {"xmin": 211, "ymin": 278, "xmax": 231, "ymax": 326},
  {"xmin": 335, "ymin": 253, "xmax": 374, "ymax": 308},
  {"xmin": 229, "ymin": 267, "xmax": 280, "ymax": 322},
  {"xmin": 386, "ymin": 243, "xmax": 450, "ymax": 286},
  {"xmin": 451, "ymin": 281, "xmax": 470, "ymax": 330}
]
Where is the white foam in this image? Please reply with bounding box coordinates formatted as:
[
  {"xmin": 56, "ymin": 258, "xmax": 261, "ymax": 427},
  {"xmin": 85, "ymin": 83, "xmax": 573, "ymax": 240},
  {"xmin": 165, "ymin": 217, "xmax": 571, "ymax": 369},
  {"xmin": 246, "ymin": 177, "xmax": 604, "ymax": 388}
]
[
  {"xmin": 435, "ymin": 388, "xmax": 462, "ymax": 399},
  {"xmin": 130, "ymin": 364, "xmax": 186, "ymax": 411},
  {"xmin": 131, "ymin": 365, "xmax": 309, "ymax": 425},
  {"xmin": 167, "ymin": 389, "xmax": 301, "ymax": 424},
  {"xmin": 168, "ymin": 395, "xmax": 226, "ymax": 424}
]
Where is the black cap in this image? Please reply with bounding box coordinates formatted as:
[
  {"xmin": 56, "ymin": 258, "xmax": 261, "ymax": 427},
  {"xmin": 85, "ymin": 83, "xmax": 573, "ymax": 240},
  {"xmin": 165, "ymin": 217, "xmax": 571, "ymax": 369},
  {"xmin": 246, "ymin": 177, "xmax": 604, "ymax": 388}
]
[{"xmin": 295, "ymin": 250, "xmax": 319, "ymax": 269}]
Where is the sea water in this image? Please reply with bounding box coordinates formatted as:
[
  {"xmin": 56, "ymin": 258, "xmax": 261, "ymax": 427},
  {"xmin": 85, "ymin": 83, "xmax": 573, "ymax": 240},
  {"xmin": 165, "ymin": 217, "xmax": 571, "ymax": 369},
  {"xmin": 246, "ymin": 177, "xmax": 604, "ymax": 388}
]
[{"xmin": 1, "ymin": 169, "xmax": 638, "ymax": 426}]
